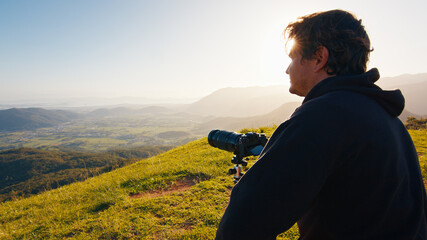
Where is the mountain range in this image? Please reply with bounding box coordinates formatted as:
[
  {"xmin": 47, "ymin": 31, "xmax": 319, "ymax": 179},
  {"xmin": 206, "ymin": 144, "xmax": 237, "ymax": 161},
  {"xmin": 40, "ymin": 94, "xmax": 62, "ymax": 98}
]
[
  {"xmin": 185, "ymin": 86, "xmax": 302, "ymax": 117},
  {"xmin": 0, "ymin": 72, "xmax": 425, "ymax": 132}
]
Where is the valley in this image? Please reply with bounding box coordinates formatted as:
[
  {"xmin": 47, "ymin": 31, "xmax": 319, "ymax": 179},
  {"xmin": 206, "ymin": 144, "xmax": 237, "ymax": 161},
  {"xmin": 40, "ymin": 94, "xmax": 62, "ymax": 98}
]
[{"xmin": 0, "ymin": 114, "xmax": 205, "ymax": 152}]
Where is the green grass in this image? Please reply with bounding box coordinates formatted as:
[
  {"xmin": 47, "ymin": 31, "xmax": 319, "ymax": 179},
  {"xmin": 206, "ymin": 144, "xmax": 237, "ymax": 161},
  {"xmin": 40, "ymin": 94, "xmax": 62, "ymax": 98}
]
[
  {"xmin": 0, "ymin": 128, "xmax": 424, "ymax": 239},
  {"xmin": 409, "ymin": 129, "xmax": 427, "ymax": 184}
]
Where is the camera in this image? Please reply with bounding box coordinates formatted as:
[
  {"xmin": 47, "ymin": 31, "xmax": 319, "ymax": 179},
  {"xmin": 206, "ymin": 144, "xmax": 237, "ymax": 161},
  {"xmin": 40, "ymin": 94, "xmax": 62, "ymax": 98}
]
[
  {"xmin": 208, "ymin": 130, "xmax": 268, "ymax": 160},
  {"xmin": 208, "ymin": 129, "xmax": 268, "ymax": 182}
]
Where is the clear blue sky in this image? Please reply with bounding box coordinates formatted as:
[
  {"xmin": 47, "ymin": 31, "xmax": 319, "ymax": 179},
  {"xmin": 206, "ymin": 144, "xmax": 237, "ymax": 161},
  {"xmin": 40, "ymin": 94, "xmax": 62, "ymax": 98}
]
[{"xmin": 1, "ymin": 0, "xmax": 426, "ymax": 103}]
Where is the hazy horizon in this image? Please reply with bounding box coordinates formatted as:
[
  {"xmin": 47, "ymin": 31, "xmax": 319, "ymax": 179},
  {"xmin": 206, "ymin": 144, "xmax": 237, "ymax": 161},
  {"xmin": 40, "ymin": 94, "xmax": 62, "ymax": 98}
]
[
  {"xmin": 1, "ymin": 0, "xmax": 427, "ymax": 105},
  {"xmin": 2, "ymin": 71, "xmax": 427, "ymax": 109},
  {"xmin": 0, "ymin": 84, "xmax": 301, "ymax": 109}
]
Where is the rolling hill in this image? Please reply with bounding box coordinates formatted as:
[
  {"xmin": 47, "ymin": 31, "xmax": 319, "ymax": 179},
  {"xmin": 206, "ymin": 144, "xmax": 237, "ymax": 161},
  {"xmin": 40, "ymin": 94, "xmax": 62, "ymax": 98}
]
[{"xmin": 0, "ymin": 108, "xmax": 80, "ymax": 131}]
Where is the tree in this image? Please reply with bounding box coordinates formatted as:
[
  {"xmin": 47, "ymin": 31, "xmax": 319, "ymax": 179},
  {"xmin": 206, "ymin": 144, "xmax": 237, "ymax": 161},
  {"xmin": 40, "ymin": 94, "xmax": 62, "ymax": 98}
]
[{"xmin": 405, "ymin": 117, "xmax": 427, "ymax": 130}]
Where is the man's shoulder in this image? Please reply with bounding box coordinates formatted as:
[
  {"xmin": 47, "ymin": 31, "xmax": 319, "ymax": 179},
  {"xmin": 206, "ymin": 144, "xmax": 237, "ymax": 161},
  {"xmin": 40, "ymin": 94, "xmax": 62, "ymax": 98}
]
[
  {"xmin": 286, "ymin": 90, "xmax": 387, "ymax": 135},
  {"xmin": 296, "ymin": 90, "xmax": 381, "ymax": 118},
  {"xmin": 292, "ymin": 91, "xmax": 352, "ymax": 119}
]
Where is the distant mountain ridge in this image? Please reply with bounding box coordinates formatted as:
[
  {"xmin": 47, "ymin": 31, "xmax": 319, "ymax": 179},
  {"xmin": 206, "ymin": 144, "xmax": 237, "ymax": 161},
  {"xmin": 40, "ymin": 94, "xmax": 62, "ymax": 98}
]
[
  {"xmin": 185, "ymin": 86, "xmax": 302, "ymax": 117},
  {"xmin": 0, "ymin": 108, "xmax": 80, "ymax": 131},
  {"xmin": 377, "ymin": 73, "xmax": 427, "ymax": 88},
  {"xmin": 197, "ymin": 102, "xmax": 301, "ymax": 131},
  {"xmin": 376, "ymin": 73, "xmax": 427, "ymax": 115},
  {"xmin": 393, "ymin": 81, "xmax": 427, "ymax": 115}
]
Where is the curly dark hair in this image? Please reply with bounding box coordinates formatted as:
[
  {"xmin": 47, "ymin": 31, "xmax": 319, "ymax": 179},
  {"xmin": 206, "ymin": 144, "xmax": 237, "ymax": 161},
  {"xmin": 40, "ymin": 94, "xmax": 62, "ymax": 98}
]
[{"xmin": 284, "ymin": 10, "xmax": 373, "ymax": 75}]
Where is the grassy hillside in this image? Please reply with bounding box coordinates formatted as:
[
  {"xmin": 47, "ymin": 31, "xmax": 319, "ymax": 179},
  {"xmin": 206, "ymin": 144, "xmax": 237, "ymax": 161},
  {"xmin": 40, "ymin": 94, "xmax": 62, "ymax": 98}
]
[
  {"xmin": 410, "ymin": 129, "xmax": 427, "ymax": 185},
  {"xmin": 0, "ymin": 146, "xmax": 172, "ymax": 202},
  {"xmin": 0, "ymin": 127, "xmax": 425, "ymax": 239}
]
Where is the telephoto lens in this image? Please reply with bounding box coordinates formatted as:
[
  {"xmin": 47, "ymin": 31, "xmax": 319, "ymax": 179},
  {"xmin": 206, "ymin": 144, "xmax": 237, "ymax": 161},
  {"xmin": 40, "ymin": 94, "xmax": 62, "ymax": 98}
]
[{"xmin": 208, "ymin": 130, "xmax": 242, "ymax": 153}]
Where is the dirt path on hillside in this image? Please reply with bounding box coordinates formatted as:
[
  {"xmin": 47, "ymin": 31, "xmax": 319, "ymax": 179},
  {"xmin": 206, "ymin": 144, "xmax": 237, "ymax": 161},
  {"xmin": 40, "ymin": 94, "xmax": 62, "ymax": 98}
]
[{"xmin": 129, "ymin": 178, "xmax": 197, "ymax": 199}]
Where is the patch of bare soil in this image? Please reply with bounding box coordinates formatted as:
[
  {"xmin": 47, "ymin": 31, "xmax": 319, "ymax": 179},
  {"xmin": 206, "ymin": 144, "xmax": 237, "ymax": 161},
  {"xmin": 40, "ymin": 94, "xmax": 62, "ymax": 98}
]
[{"xmin": 129, "ymin": 177, "xmax": 198, "ymax": 199}]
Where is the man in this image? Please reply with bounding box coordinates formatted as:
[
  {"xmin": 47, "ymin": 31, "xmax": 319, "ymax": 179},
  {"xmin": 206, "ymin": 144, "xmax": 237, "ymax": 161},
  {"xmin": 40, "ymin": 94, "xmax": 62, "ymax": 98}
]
[{"xmin": 216, "ymin": 10, "xmax": 427, "ymax": 240}]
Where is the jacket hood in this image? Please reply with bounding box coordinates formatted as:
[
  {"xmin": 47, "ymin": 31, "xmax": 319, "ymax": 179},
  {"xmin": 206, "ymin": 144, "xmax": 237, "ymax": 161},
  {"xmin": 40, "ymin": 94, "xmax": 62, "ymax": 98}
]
[{"xmin": 303, "ymin": 68, "xmax": 405, "ymax": 117}]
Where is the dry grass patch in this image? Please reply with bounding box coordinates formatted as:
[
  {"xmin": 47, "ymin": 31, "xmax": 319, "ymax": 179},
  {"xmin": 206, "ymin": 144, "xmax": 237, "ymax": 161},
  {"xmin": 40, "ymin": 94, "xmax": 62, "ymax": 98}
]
[{"xmin": 130, "ymin": 176, "xmax": 203, "ymax": 199}]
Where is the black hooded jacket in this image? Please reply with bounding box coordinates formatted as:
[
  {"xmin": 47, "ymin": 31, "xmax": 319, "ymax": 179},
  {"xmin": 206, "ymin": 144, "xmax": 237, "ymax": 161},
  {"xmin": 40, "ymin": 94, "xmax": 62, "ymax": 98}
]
[{"xmin": 216, "ymin": 69, "xmax": 427, "ymax": 240}]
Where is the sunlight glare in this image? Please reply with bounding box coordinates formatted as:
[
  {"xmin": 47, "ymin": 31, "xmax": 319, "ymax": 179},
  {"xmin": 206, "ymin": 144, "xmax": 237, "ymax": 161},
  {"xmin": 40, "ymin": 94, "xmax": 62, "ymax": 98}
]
[{"xmin": 285, "ymin": 38, "xmax": 295, "ymax": 56}]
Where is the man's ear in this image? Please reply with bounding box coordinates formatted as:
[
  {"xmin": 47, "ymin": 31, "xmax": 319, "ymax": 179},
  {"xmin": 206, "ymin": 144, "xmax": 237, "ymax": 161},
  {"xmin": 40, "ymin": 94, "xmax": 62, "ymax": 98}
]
[{"xmin": 313, "ymin": 46, "xmax": 329, "ymax": 72}]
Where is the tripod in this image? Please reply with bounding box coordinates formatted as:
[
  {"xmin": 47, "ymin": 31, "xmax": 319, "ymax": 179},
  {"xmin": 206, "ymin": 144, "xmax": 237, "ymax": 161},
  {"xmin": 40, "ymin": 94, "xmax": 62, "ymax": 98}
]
[{"xmin": 228, "ymin": 154, "xmax": 249, "ymax": 183}]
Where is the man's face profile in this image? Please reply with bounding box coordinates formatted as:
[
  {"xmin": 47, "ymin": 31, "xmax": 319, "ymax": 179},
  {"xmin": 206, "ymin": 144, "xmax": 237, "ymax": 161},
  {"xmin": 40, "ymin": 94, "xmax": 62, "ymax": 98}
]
[{"xmin": 285, "ymin": 45, "xmax": 317, "ymax": 97}]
